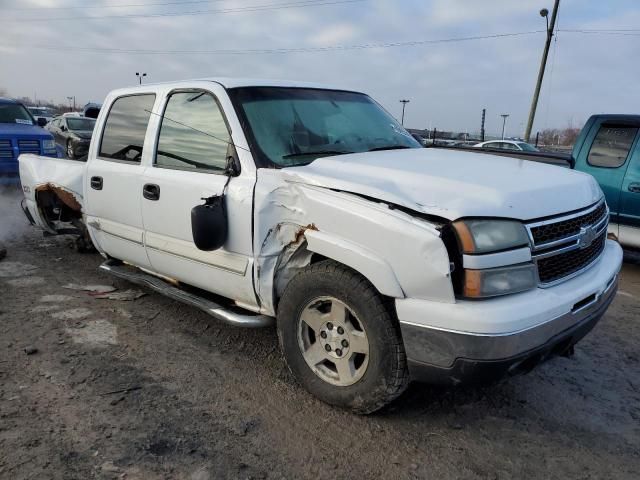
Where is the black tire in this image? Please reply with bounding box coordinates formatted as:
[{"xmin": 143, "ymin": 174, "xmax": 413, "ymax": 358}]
[{"xmin": 277, "ymin": 260, "xmax": 408, "ymax": 414}]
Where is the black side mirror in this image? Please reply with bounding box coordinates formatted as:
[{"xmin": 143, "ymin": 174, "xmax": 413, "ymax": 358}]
[
  {"xmin": 191, "ymin": 195, "xmax": 227, "ymax": 251},
  {"xmin": 37, "ymin": 118, "xmax": 47, "ymax": 127},
  {"xmin": 60, "ymin": 125, "xmax": 67, "ymax": 132}
]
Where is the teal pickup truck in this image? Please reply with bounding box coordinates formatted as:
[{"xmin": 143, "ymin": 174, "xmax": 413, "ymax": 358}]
[{"xmin": 571, "ymin": 115, "xmax": 640, "ymax": 250}]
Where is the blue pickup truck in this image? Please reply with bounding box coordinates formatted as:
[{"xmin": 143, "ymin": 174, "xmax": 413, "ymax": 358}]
[{"xmin": 0, "ymin": 98, "xmax": 58, "ymax": 185}]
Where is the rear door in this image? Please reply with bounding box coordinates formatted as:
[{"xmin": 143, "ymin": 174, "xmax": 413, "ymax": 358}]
[
  {"xmin": 140, "ymin": 85, "xmax": 257, "ymax": 306},
  {"xmin": 84, "ymin": 93, "xmax": 157, "ymax": 268}
]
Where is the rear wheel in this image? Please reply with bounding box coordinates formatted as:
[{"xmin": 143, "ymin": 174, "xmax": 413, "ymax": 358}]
[{"xmin": 277, "ymin": 260, "xmax": 408, "ymax": 414}]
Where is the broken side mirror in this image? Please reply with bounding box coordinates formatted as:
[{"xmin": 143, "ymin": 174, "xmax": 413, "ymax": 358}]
[
  {"xmin": 192, "ymin": 151, "xmax": 238, "ymax": 251},
  {"xmin": 191, "ymin": 194, "xmax": 228, "ymax": 251}
]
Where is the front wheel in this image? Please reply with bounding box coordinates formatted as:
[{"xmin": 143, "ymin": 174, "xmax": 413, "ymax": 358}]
[
  {"xmin": 277, "ymin": 260, "xmax": 408, "ymax": 414},
  {"xmin": 66, "ymin": 140, "xmax": 75, "ymax": 159}
]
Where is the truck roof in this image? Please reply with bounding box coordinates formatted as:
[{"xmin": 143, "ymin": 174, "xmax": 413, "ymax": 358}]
[
  {"xmin": 0, "ymin": 97, "xmax": 21, "ymax": 105},
  {"xmin": 587, "ymin": 113, "xmax": 640, "ymax": 123},
  {"xmin": 106, "ymin": 77, "xmax": 358, "ymax": 97}
]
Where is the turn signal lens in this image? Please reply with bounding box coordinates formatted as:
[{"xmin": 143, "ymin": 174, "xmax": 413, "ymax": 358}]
[{"xmin": 463, "ymin": 264, "xmax": 537, "ymax": 298}]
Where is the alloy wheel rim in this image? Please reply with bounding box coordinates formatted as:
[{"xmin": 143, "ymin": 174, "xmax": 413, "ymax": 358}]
[{"xmin": 297, "ymin": 296, "xmax": 370, "ymax": 387}]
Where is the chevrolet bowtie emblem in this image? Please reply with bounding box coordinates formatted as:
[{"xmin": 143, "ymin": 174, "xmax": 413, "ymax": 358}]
[{"xmin": 577, "ymin": 225, "xmax": 597, "ymax": 249}]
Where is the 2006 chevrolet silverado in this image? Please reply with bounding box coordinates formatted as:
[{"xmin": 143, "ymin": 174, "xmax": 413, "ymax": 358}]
[{"xmin": 18, "ymin": 79, "xmax": 622, "ymax": 413}]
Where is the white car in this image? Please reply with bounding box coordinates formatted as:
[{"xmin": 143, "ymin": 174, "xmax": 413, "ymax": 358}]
[
  {"xmin": 474, "ymin": 140, "xmax": 539, "ymax": 152},
  {"xmin": 18, "ymin": 78, "xmax": 622, "ymax": 413}
]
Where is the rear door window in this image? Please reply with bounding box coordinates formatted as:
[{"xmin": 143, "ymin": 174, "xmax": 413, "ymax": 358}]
[
  {"xmin": 587, "ymin": 125, "xmax": 638, "ymax": 168},
  {"xmin": 99, "ymin": 94, "xmax": 156, "ymax": 163}
]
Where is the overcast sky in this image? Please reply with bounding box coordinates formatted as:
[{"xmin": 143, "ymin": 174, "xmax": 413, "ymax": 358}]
[{"xmin": 1, "ymin": 0, "xmax": 639, "ymax": 137}]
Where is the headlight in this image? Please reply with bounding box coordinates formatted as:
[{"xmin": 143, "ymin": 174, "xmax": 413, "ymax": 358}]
[
  {"xmin": 43, "ymin": 139, "xmax": 56, "ymax": 151},
  {"xmin": 463, "ymin": 264, "xmax": 537, "ymax": 298},
  {"xmin": 453, "ymin": 219, "xmax": 529, "ymax": 254}
]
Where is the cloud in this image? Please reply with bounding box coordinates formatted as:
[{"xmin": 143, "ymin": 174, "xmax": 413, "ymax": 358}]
[{"xmin": 307, "ymin": 23, "xmax": 360, "ymax": 46}]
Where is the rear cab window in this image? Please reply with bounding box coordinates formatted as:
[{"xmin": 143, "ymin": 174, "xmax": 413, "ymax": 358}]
[
  {"xmin": 587, "ymin": 125, "xmax": 639, "ymax": 168},
  {"xmin": 99, "ymin": 94, "xmax": 156, "ymax": 163}
]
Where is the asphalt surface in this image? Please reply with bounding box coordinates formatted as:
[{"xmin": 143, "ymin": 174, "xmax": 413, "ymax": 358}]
[{"xmin": 1, "ymin": 190, "xmax": 639, "ymax": 479}]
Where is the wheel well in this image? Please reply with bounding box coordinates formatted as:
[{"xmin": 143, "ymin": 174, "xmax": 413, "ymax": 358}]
[{"xmin": 34, "ymin": 185, "xmax": 82, "ymax": 232}]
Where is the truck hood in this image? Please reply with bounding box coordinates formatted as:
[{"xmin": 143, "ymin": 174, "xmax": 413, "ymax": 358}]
[
  {"xmin": 0, "ymin": 123, "xmax": 52, "ymax": 139},
  {"xmin": 281, "ymin": 148, "xmax": 603, "ymax": 221}
]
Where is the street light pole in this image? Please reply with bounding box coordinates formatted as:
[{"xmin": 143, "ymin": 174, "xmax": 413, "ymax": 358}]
[
  {"xmin": 66, "ymin": 96, "xmax": 75, "ymax": 112},
  {"xmin": 136, "ymin": 72, "xmax": 147, "ymax": 85},
  {"xmin": 500, "ymin": 114, "xmax": 510, "ymax": 140},
  {"xmin": 524, "ymin": 0, "xmax": 560, "ymax": 142},
  {"xmin": 399, "ymin": 99, "xmax": 410, "ymax": 126}
]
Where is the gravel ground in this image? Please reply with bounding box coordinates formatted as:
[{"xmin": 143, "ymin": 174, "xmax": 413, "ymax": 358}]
[{"xmin": 1, "ymin": 190, "xmax": 639, "ymax": 479}]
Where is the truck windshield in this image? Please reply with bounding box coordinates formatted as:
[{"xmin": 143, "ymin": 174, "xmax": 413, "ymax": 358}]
[
  {"xmin": 0, "ymin": 104, "xmax": 34, "ymax": 125},
  {"xmin": 67, "ymin": 118, "xmax": 96, "ymax": 131},
  {"xmin": 229, "ymin": 87, "xmax": 421, "ymax": 168}
]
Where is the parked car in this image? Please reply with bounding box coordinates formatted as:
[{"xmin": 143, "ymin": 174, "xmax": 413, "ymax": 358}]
[
  {"xmin": 83, "ymin": 102, "xmax": 102, "ymax": 119},
  {"xmin": 474, "ymin": 140, "xmax": 540, "ymax": 152},
  {"xmin": 18, "ymin": 79, "xmax": 622, "ymax": 413},
  {"xmin": 0, "ymin": 98, "xmax": 57, "ymax": 185},
  {"xmin": 47, "ymin": 116, "xmax": 96, "ymax": 159},
  {"xmin": 27, "ymin": 106, "xmax": 57, "ymax": 125}
]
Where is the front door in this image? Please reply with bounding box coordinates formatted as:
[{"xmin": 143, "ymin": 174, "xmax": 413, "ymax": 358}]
[
  {"xmin": 140, "ymin": 87, "xmax": 257, "ymax": 307},
  {"xmin": 620, "ymin": 144, "xmax": 640, "ymax": 248},
  {"xmin": 576, "ymin": 121, "xmax": 639, "ymax": 225},
  {"xmin": 85, "ymin": 93, "xmax": 157, "ymax": 269}
]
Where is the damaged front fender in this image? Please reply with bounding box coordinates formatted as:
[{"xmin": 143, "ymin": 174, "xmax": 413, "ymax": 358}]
[{"xmin": 253, "ymin": 169, "xmax": 455, "ymax": 316}]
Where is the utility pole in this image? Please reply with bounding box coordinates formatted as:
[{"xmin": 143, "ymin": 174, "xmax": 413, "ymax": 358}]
[
  {"xmin": 524, "ymin": 0, "xmax": 560, "ymax": 142},
  {"xmin": 500, "ymin": 114, "xmax": 510, "ymax": 140},
  {"xmin": 399, "ymin": 99, "xmax": 410, "ymax": 126},
  {"xmin": 136, "ymin": 72, "xmax": 147, "ymax": 85},
  {"xmin": 481, "ymin": 108, "xmax": 486, "ymax": 142}
]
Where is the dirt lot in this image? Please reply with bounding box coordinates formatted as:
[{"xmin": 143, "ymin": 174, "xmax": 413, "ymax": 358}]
[{"xmin": 1, "ymin": 190, "xmax": 639, "ymax": 480}]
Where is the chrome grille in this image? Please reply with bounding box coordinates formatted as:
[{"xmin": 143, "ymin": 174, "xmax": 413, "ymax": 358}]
[
  {"xmin": 530, "ymin": 202, "xmax": 607, "ymax": 246},
  {"xmin": 527, "ymin": 200, "xmax": 609, "ymax": 287},
  {"xmin": 0, "ymin": 139, "xmax": 13, "ymax": 158},
  {"xmin": 18, "ymin": 139, "xmax": 40, "ymax": 154}
]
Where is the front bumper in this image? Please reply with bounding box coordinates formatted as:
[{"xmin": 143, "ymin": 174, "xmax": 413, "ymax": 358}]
[{"xmin": 397, "ymin": 239, "xmax": 622, "ymax": 385}]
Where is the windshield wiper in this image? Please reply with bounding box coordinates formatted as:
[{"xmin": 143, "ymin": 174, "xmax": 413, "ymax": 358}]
[
  {"xmin": 368, "ymin": 145, "xmax": 412, "ymax": 152},
  {"xmin": 282, "ymin": 150, "xmax": 353, "ymax": 159}
]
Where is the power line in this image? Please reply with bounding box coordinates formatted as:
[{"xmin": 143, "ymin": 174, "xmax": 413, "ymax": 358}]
[
  {"xmin": 3, "ymin": 0, "xmax": 237, "ymax": 11},
  {"xmin": 558, "ymin": 29, "xmax": 640, "ymax": 36},
  {"xmin": 6, "ymin": 31, "xmax": 545, "ymax": 56},
  {"xmin": 560, "ymin": 28, "xmax": 640, "ymax": 33},
  {"xmin": 0, "ymin": 0, "xmax": 364, "ymax": 22}
]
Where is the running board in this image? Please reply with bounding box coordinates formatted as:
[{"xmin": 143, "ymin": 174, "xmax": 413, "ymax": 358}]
[{"xmin": 99, "ymin": 259, "xmax": 274, "ymax": 328}]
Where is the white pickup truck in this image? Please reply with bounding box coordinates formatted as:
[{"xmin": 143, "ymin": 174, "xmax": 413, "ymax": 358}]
[{"xmin": 19, "ymin": 78, "xmax": 623, "ymax": 413}]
